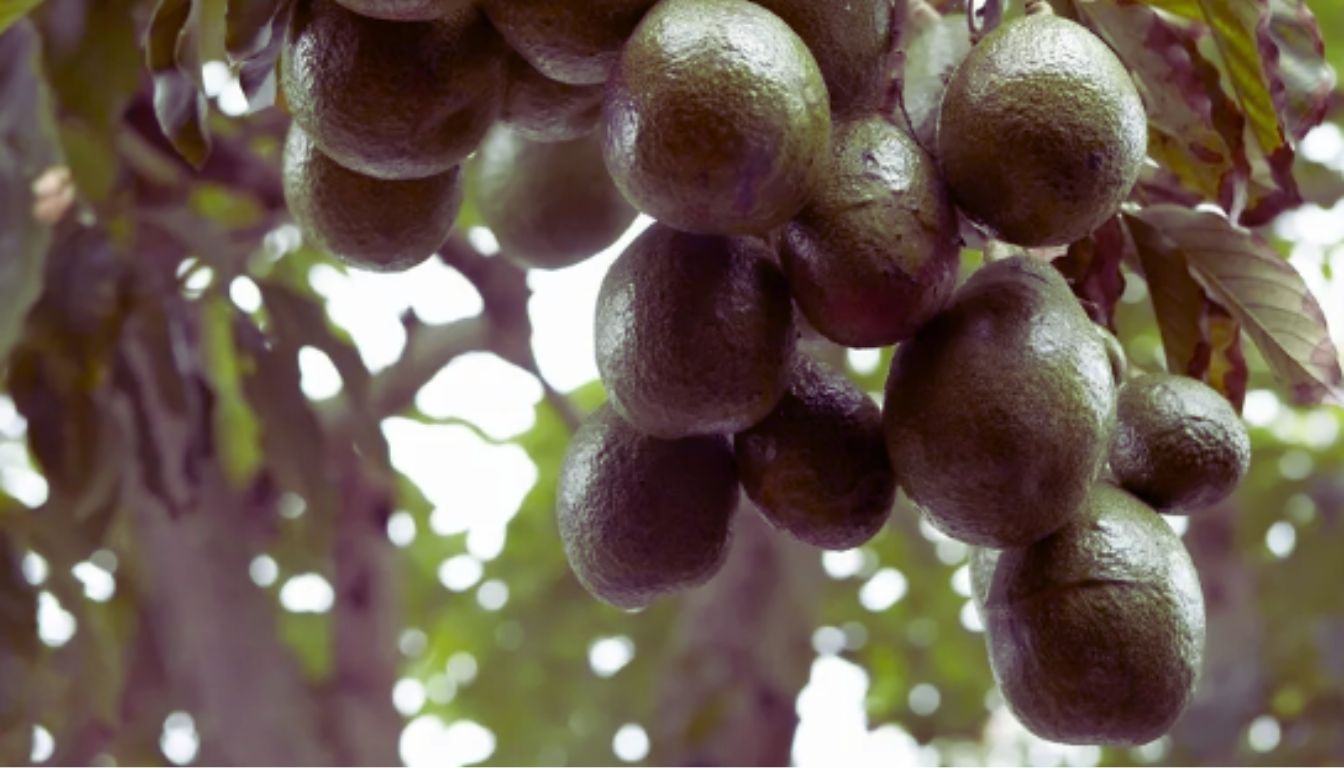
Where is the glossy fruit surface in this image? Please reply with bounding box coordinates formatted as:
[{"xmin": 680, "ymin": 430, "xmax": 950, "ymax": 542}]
[
  {"xmin": 500, "ymin": 51, "xmax": 604, "ymax": 143},
  {"xmin": 596, "ymin": 223, "xmax": 795, "ymax": 438},
  {"xmin": 281, "ymin": 0, "xmax": 503, "ymax": 180},
  {"xmin": 883, "ymin": 256, "xmax": 1117, "ymax": 547},
  {"xmin": 982, "ymin": 483, "xmax": 1205, "ymax": 745},
  {"xmin": 333, "ymin": 0, "xmax": 473, "ymax": 21},
  {"xmin": 782, "ymin": 116, "xmax": 960, "ymax": 347},
  {"xmin": 602, "ymin": 0, "xmax": 831, "ymax": 235},
  {"xmin": 482, "ymin": 0, "xmax": 656, "ymax": 85},
  {"xmin": 937, "ymin": 13, "xmax": 1146, "ymax": 246},
  {"xmin": 283, "ymin": 124, "xmax": 462, "ymax": 271},
  {"xmin": 557, "ymin": 403, "xmax": 738, "ymax": 609}
]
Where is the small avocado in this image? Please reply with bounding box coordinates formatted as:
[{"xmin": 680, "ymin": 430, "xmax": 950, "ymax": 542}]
[
  {"xmin": 333, "ymin": 0, "xmax": 473, "ymax": 21},
  {"xmin": 281, "ymin": 0, "xmax": 504, "ymax": 180},
  {"xmin": 781, "ymin": 116, "xmax": 960, "ymax": 347},
  {"xmin": 557, "ymin": 403, "xmax": 739, "ymax": 609},
  {"xmin": 283, "ymin": 124, "xmax": 462, "ymax": 271},
  {"xmin": 1110, "ymin": 373, "xmax": 1251, "ymax": 511},
  {"xmin": 602, "ymin": 0, "xmax": 831, "ymax": 235},
  {"xmin": 470, "ymin": 125, "xmax": 637, "ymax": 269},
  {"xmin": 753, "ymin": 0, "xmax": 900, "ymax": 116},
  {"xmin": 735, "ymin": 356, "xmax": 895, "ymax": 550},
  {"xmin": 596, "ymin": 223, "xmax": 795, "ymax": 438},
  {"xmin": 937, "ymin": 13, "xmax": 1147, "ymax": 246},
  {"xmin": 500, "ymin": 51, "xmax": 604, "ymax": 143},
  {"xmin": 982, "ymin": 483, "xmax": 1205, "ymax": 745},
  {"xmin": 883, "ymin": 256, "xmax": 1117, "ymax": 547},
  {"xmin": 482, "ymin": 0, "xmax": 656, "ymax": 85}
]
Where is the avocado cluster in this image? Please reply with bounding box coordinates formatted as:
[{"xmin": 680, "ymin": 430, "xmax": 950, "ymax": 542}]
[{"xmin": 275, "ymin": 0, "xmax": 1252, "ymax": 749}]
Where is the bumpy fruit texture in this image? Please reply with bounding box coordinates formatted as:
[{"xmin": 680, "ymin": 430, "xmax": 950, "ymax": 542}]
[
  {"xmin": 557, "ymin": 404, "xmax": 739, "ymax": 609},
  {"xmin": 982, "ymin": 484, "xmax": 1205, "ymax": 745},
  {"xmin": 500, "ymin": 52, "xmax": 604, "ymax": 143},
  {"xmin": 282, "ymin": 124, "xmax": 462, "ymax": 272},
  {"xmin": 470, "ymin": 125, "xmax": 637, "ymax": 269},
  {"xmin": 281, "ymin": 0, "xmax": 504, "ymax": 180},
  {"xmin": 782, "ymin": 116, "xmax": 960, "ymax": 347},
  {"xmin": 937, "ymin": 13, "xmax": 1147, "ymax": 246},
  {"xmin": 753, "ymin": 0, "xmax": 900, "ymax": 116},
  {"xmin": 883, "ymin": 257, "xmax": 1117, "ymax": 548},
  {"xmin": 1110, "ymin": 374, "xmax": 1251, "ymax": 511},
  {"xmin": 482, "ymin": 0, "xmax": 657, "ymax": 85},
  {"xmin": 735, "ymin": 356, "xmax": 895, "ymax": 550},
  {"xmin": 333, "ymin": 0, "xmax": 474, "ymax": 21},
  {"xmin": 602, "ymin": 0, "xmax": 831, "ymax": 235},
  {"xmin": 596, "ymin": 223, "xmax": 795, "ymax": 439}
]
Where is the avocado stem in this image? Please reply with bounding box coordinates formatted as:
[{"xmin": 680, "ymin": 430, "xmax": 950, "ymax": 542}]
[{"xmin": 1025, "ymin": 0, "xmax": 1054, "ymax": 16}]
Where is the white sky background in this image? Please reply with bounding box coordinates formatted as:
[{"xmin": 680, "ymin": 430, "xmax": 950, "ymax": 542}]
[{"xmin": 8, "ymin": 83, "xmax": 1344, "ymax": 764}]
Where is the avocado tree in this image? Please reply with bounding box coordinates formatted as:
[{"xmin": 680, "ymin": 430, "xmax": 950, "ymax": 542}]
[{"xmin": 1, "ymin": 0, "xmax": 1343, "ymax": 765}]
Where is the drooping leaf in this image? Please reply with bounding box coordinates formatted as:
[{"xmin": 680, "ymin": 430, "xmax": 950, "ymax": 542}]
[
  {"xmin": 225, "ymin": 0, "xmax": 281, "ymax": 60},
  {"xmin": 145, "ymin": 0, "xmax": 212, "ymax": 168},
  {"xmin": 1132, "ymin": 205, "xmax": 1343, "ymax": 406},
  {"xmin": 1198, "ymin": 297, "xmax": 1249, "ymax": 410},
  {"xmin": 1055, "ymin": 215, "xmax": 1128, "ymax": 331},
  {"xmin": 0, "ymin": 18, "xmax": 62, "ymax": 367}
]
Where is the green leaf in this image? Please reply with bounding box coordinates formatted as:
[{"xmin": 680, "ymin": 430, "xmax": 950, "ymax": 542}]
[
  {"xmin": 226, "ymin": 0, "xmax": 281, "ymax": 60},
  {"xmin": 0, "ymin": 0, "xmax": 45, "ymax": 36},
  {"xmin": 0, "ymin": 19, "xmax": 61, "ymax": 367},
  {"xmin": 201, "ymin": 293, "xmax": 264, "ymax": 487},
  {"xmin": 1131, "ymin": 205, "xmax": 1344, "ymax": 406},
  {"xmin": 1259, "ymin": 0, "xmax": 1332, "ymax": 142},
  {"xmin": 1124, "ymin": 211, "xmax": 1207, "ymax": 378}
]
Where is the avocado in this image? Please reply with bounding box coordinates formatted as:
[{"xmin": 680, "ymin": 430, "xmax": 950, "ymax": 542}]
[
  {"xmin": 596, "ymin": 223, "xmax": 796, "ymax": 438},
  {"xmin": 557, "ymin": 403, "xmax": 739, "ymax": 609},
  {"xmin": 883, "ymin": 256, "xmax": 1117, "ymax": 547},
  {"xmin": 981, "ymin": 483, "xmax": 1205, "ymax": 745},
  {"xmin": 482, "ymin": 0, "xmax": 656, "ymax": 85}
]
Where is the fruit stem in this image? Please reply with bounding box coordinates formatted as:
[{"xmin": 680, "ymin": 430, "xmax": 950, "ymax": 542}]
[{"xmin": 907, "ymin": 0, "xmax": 941, "ymax": 34}]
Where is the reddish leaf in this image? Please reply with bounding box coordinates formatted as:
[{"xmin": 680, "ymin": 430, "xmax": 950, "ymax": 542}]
[
  {"xmin": 145, "ymin": 0, "xmax": 211, "ymax": 168},
  {"xmin": 1132, "ymin": 204, "xmax": 1343, "ymax": 406},
  {"xmin": 1123, "ymin": 210, "xmax": 1207, "ymax": 377},
  {"xmin": 1259, "ymin": 0, "xmax": 1332, "ymax": 142},
  {"xmin": 1197, "ymin": 298, "xmax": 1249, "ymax": 410},
  {"xmin": 1054, "ymin": 216, "xmax": 1128, "ymax": 331}
]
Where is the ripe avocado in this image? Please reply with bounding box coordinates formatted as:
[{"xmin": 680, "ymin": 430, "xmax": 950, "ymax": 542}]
[
  {"xmin": 500, "ymin": 51, "xmax": 605, "ymax": 143},
  {"xmin": 482, "ymin": 0, "xmax": 656, "ymax": 85},
  {"xmin": 883, "ymin": 256, "xmax": 1117, "ymax": 547},
  {"xmin": 596, "ymin": 223, "xmax": 796, "ymax": 438},
  {"xmin": 981, "ymin": 483, "xmax": 1205, "ymax": 745},
  {"xmin": 557, "ymin": 403, "xmax": 739, "ymax": 609}
]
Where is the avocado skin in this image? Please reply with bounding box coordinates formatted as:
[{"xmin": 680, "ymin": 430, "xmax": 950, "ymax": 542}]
[
  {"xmin": 883, "ymin": 257, "xmax": 1117, "ymax": 548},
  {"xmin": 782, "ymin": 116, "xmax": 960, "ymax": 348},
  {"xmin": 601, "ymin": 0, "xmax": 831, "ymax": 235},
  {"xmin": 982, "ymin": 484, "xmax": 1205, "ymax": 746},
  {"xmin": 283, "ymin": 124, "xmax": 462, "ymax": 272},
  {"xmin": 500, "ymin": 51, "xmax": 604, "ymax": 143},
  {"xmin": 470, "ymin": 125, "xmax": 636, "ymax": 269},
  {"xmin": 482, "ymin": 0, "xmax": 657, "ymax": 86},
  {"xmin": 557, "ymin": 404, "xmax": 739, "ymax": 609},
  {"xmin": 735, "ymin": 356, "xmax": 895, "ymax": 550},
  {"xmin": 937, "ymin": 13, "xmax": 1146, "ymax": 247},
  {"xmin": 1110, "ymin": 373, "xmax": 1251, "ymax": 511},
  {"xmin": 753, "ymin": 0, "xmax": 900, "ymax": 116},
  {"xmin": 333, "ymin": 0, "xmax": 473, "ymax": 21},
  {"xmin": 596, "ymin": 223, "xmax": 796, "ymax": 439},
  {"xmin": 281, "ymin": 0, "xmax": 504, "ymax": 180}
]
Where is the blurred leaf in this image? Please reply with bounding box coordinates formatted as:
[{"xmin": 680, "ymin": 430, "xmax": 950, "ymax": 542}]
[
  {"xmin": 1076, "ymin": 0, "xmax": 1247, "ymax": 210},
  {"xmin": 35, "ymin": 0, "xmax": 142, "ymax": 136},
  {"xmin": 1130, "ymin": 205, "xmax": 1344, "ymax": 406},
  {"xmin": 1055, "ymin": 215, "xmax": 1128, "ymax": 330},
  {"xmin": 146, "ymin": 0, "xmax": 212, "ymax": 168},
  {"xmin": 201, "ymin": 293, "xmax": 263, "ymax": 486},
  {"xmin": 0, "ymin": 18, "xmax": 62, "ymax": 367},
  {"xmin": 0, "ymin": 0, "xmax": 45, "ymax": 35}
]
